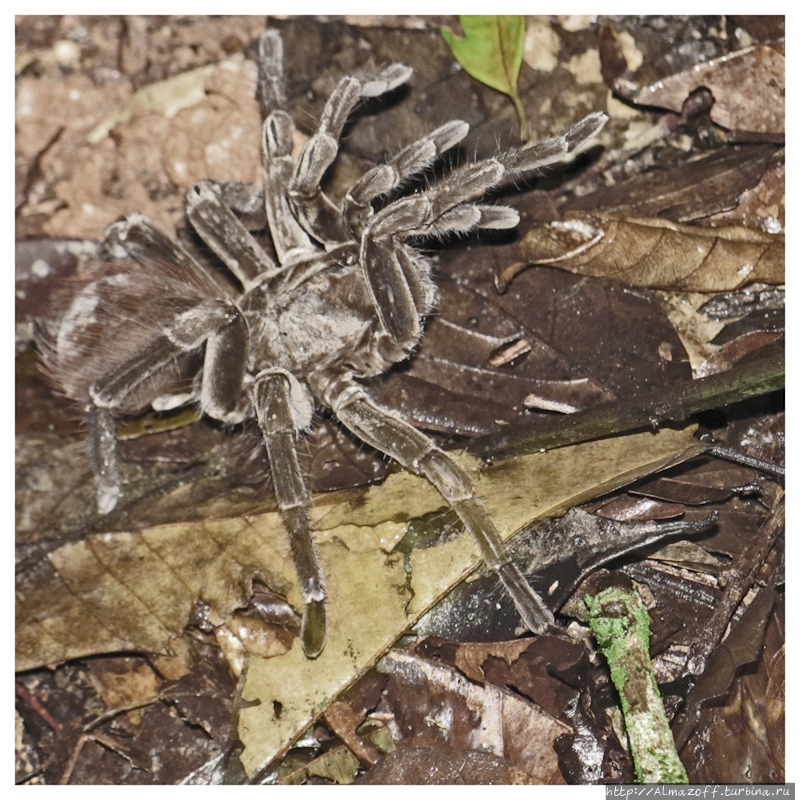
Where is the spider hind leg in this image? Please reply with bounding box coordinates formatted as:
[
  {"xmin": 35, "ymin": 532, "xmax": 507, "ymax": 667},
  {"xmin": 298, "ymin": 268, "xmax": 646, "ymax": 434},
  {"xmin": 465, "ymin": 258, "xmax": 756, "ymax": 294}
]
[{"xmin": 84, "ymin": 299, "xmax": 249, "ymax": 514}]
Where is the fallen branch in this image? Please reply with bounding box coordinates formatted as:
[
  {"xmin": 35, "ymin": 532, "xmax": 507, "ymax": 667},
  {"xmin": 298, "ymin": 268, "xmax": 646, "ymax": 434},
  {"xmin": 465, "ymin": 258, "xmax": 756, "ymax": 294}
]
[{"xmin": 467, "ymin": 349, "xmax": 784, "ymax": 460}]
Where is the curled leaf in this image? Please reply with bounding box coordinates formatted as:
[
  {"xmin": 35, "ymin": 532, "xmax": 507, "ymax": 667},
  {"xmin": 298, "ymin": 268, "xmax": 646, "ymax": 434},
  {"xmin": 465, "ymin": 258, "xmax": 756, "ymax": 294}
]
[
  {"xmin": 442, "ymin": 16, "xmax": 529, "ymax": 140},
  {"xmin": 632, "ymin": 42, "xmax": 785, "ymax": 139},
  {"xmin": 513, "ymin": 212, "xmax": 784, "ymax": 292}
]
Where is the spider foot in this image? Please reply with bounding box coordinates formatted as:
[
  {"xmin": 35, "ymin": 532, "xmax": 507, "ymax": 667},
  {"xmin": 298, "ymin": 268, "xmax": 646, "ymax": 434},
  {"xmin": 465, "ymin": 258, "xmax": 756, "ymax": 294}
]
[
  {"xmin": 495, "ymin": 561, "xmax": 556, "ymax": 634},
  {"xmin": 301, "ymin": 600, "xmax": 327, "ymax": 659}
]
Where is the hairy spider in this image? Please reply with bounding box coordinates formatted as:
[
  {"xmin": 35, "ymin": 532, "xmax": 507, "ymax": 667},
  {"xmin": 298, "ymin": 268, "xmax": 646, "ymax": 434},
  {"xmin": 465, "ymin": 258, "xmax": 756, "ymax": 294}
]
[{"xmin": 42, "ymin": 28, "xmax": 607, "ymax": 657}]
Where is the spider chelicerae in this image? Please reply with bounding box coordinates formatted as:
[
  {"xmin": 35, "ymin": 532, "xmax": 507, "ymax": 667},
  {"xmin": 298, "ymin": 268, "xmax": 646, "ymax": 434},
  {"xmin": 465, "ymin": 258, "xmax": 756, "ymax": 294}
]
[{"xmin": 42, "ymin": 27, "xmax": 607, "ymax": 657}]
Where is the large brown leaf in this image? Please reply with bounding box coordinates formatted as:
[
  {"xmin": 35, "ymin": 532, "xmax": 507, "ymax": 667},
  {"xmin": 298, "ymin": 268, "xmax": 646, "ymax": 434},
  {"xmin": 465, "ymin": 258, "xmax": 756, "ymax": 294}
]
[{"xmin": 518, "ymin": 212, "xmax": 784, "ymax": 292}]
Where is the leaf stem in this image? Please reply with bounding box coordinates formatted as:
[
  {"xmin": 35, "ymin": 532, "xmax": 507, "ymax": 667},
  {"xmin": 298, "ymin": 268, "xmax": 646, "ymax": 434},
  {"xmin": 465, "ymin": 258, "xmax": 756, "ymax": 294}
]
[{"xmin": 510, "ymin": 90, "xmax": 530, "ymax": 142}]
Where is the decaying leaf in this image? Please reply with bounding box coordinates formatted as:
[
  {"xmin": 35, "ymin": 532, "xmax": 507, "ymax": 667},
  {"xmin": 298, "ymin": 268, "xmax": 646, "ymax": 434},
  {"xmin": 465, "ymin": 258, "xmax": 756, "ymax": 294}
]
[
  {"xmin": 564, "ymin": 144, "xmax": 780, "ymax": 224},
  {"xmin": 441, "ymin": 16, "xmax": 530, "ymax": 140},
  {"xmin": 632, "ymin": 42, "xmax": 785, "ymax": 139},
  {"xmin": 374, "ymin": 648, "xmax": 570, "ymax": 782},
  {"xmin": 514, "ymin": 212, "xmax": 784, "ymax": 292},
  {"xmin": 551, "ymin": 641, "xmax": 634, "ymax": 784},
  {"xmin": 357, "ymin": 743, "xmax": 536, "ymax": 785}
]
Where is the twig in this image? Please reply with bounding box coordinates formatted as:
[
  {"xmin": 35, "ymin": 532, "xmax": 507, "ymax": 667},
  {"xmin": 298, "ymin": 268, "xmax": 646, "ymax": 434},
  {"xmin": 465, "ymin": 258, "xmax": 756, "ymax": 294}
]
[
  {"xmin": 585, "ymin": 584, "xmax": 688, "ymax": 784},
  {"xmin": 703, "ymin": 442, "xmax": 785, "ymax": 479},
  {"xmin": 468, "ymin": 350, "xmax": 784, "ymax": 460},
  {"xmin": 15, "ymin": 681, "xmax": 61, "ymax": 732}
]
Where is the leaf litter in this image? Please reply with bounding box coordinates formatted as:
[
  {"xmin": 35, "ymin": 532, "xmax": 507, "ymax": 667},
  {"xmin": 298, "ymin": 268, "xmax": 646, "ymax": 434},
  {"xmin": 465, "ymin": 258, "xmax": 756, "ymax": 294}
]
[{"xmin": 16, "ymin": 15, "xmax": 784, "ymax": 785}]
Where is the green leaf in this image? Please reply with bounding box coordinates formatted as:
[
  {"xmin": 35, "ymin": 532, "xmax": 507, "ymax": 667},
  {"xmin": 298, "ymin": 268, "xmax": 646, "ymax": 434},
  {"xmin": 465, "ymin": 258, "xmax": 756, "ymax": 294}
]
[{"xmin": 442, "ymin": 15, "xmax": 530, "ymax": 140}]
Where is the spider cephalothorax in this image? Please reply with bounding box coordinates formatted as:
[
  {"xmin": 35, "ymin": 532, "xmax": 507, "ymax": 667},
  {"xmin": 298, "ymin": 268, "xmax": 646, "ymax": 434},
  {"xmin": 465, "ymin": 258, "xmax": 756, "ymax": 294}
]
[{"xmin": 42, "ymin": 28, "xmax": 607, "ymax": 657}]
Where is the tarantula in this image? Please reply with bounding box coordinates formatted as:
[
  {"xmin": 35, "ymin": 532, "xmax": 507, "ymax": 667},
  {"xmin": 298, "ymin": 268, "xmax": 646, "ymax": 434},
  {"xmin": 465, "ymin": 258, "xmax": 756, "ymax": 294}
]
[{"xmin": 42, "ymin": 28, "xmax": 607, "ymax": 657}]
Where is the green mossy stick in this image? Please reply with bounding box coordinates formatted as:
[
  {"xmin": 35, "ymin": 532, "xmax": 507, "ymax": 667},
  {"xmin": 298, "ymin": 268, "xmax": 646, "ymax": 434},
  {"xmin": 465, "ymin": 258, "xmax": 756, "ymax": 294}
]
[{"xmin": 585, "ymin": 586, "xmax": 688, "ymax": 784}]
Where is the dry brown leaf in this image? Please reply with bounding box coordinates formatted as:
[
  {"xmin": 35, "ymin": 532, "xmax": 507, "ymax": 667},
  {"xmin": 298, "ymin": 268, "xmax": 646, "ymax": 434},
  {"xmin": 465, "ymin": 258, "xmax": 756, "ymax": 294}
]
[
  {"xmin": 632, "ymin": 42, "xmax": 784, "ymax": 138},
  {"xmin": 376, "ymin": 649, "xmax": 569, "ymax": 782},
  {"xmin": 517, "ymin": 212, "xmax": 784, "ymax": 292},
  {"xmin": 357, "ymin": 742, "xmax": 536, "ymax": 784}
]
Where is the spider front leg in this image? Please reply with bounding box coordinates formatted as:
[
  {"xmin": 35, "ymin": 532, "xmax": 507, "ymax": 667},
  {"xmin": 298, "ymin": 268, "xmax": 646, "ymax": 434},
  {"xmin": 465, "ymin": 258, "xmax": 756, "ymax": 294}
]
[
  {"xmin": 341, "ymin": 120, "xmax": 469, "ymax": 237},
  {"xmin": 253, "ymin": 370, "xmax": 326, "ymax": 658},
  {"xmin": 360, "ymin": 112, "xmax": 608, "ymax": 348},
  {"xmin": 287, "ymin": 64, "xmax": 412, "ymax": 246},
  {"xmin": 87, "ymin": 299, "xmax": 249, "ymax": 513},
  {"xmin": 322, "ymin": 376, "xmax": 556, "ymax": 636},
  {"xmin": 361, "ymin": 194, "xmax": 519, "ymax": 354}
]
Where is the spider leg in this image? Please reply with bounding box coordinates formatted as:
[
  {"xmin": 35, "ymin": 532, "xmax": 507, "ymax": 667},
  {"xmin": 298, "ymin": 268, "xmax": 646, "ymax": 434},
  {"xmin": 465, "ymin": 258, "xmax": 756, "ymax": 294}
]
[
  {"xmin": 323, "ymin": 376, "xmax": 556, "ymax": 635},
  {"xmin": 262, "ymin": 110, "xmax": 318, "ymax": 265},
  {"xmin": 205, "ymin": 181, "xmax": 268, "ymax": 231},
  {"xmin": 360, "ymin": 200, "xmax": 521, "ymax": 355},
  {"xmin": 186, "ymin": 181, "xmax": 280, "ymax": 289},
  {"xmin": 253, "ymin": 370, "xmax": 326, "ymax": 658},
  {"xmin": 256, "ymin": 29, "xmax": 287, "ymax": 120},
  {"xmin": 342, "ymin": 119, "xmax": 469, "ymax": 236},
  {"xmin": 287, "ymin": 64, "xmax": 412, "ymax": 246},
  {"xmin": 365, "ymin": 112, "xmax": 608, "ymax": 243},
  {"xmin": 88, "ymin": 404, "xmax": 122, "ymax": 515},
  {"xmin": 361, "ymin": 112, "xmax": 608, "ymax": 344},
  {"xmin": 104, "ymin": 212, "xmax": 230, "ymax": 293},
  {"xmin": 88, "ymin": 299, "xmax": 249, "ymax": 513}
]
